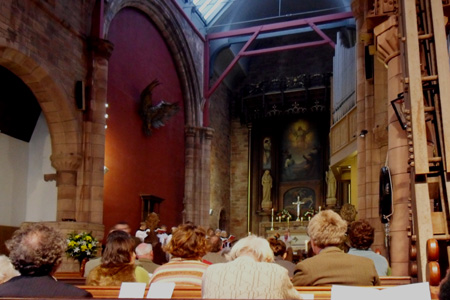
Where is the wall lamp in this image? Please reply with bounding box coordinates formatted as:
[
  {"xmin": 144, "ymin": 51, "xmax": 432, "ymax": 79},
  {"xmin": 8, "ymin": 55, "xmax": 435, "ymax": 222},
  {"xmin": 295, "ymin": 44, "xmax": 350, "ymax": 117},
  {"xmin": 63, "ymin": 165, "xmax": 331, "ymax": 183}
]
[
  {"xmin": 391, "ymin": 92, "xmax": 407, "ymax": 130},
  {"xmin": 360, "ymin": 130, "xmax": 368, "ymax": 137}
]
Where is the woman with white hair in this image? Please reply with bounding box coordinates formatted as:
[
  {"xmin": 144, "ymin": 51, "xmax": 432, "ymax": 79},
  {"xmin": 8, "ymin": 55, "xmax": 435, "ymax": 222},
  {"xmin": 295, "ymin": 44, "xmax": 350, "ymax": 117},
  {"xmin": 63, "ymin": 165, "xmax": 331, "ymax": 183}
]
[{"xmin": 201, "ymin": 235, "xmax": 301, "ymax": 299}]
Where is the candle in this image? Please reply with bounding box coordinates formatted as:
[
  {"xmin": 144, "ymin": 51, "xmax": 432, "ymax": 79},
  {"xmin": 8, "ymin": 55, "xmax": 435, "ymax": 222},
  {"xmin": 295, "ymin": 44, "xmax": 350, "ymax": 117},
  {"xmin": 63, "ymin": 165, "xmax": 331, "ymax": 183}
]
[
  {"xmin": 319, "ymin": 206, "xmax": 321, "ymax": 212},
  {"xmin": 271, "ymin": 208, "xmax": 274, "ymax": 230},
  {"xmin": 308, "ymin": 215, "xmax": 311, "ymax": 221},
  {"xmin": 305, "ymin": 240, "xmax": 308, "ymax": 250},
  {"xmin": 287, "ymin": 216, "xmax": 290, "ymax": 229}
]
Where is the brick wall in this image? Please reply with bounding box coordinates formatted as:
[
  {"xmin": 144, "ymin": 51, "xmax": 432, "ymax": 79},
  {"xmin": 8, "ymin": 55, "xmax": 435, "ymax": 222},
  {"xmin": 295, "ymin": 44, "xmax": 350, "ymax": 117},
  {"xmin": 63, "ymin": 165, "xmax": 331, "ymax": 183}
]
[
  {"xmin": 230, "ymin": 119, "xmax": 249, "ymax": 238},
  {"xmin": 209, "ymin": 79, "xmax": 231, "ymax": 232}
]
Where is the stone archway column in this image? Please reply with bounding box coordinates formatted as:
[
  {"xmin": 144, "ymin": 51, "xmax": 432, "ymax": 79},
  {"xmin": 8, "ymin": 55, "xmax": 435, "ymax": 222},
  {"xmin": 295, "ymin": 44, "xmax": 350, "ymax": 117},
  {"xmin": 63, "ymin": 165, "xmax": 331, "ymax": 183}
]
[
  {"xmin": 374, "ymin": 16, "xmax": 410, "ymax": 275},
  {"xmin": 50, "ymin": 153, "xmax": 82, "ymax": 221},
  {"xmin": 81, "ymin": 37, "xmax": 114, "ymax": 224},
  {"xmin": 184, "ymin": 126, "xmax": 214, "ymax": 227}
]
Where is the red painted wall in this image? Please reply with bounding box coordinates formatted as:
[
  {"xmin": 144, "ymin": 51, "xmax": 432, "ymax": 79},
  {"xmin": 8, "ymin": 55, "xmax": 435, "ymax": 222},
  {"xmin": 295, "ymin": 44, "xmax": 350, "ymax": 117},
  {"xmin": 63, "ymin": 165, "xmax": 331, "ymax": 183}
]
[{"xmin": 104, "ymin": 8, "xmax": 185, "ymax": 236}]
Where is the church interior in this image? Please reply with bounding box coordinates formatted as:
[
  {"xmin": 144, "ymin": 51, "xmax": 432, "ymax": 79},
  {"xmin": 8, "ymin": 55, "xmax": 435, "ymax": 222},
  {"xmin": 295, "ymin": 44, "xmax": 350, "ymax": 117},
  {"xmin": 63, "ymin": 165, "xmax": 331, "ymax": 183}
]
[{"xmin": 1, "ymin": 0, "xmax": 450, "ymax": 287}]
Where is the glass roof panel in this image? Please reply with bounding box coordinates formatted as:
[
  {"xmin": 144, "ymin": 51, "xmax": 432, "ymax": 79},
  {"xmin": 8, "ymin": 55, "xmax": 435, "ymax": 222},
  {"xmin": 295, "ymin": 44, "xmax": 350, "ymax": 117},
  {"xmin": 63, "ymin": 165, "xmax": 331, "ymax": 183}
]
[{"xmin": 193, "ymin": 0, "xmax": 230, "ymax": 25}]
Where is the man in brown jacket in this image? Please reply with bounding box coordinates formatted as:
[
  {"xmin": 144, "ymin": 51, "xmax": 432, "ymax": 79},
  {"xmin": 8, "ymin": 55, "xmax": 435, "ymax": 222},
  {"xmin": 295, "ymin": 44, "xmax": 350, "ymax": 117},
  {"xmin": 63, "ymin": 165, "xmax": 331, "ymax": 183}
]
[{"xmin": 292, "ymin": 210, "xmax": 380, "ymax": 286}]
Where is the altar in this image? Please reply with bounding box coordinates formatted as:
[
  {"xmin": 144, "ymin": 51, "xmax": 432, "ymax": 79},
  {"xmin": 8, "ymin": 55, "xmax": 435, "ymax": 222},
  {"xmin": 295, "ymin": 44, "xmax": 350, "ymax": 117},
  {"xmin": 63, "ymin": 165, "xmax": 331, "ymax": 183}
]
[{"xmin": 259, "ymin": 220, "xmax": 310, "ymax": 251}]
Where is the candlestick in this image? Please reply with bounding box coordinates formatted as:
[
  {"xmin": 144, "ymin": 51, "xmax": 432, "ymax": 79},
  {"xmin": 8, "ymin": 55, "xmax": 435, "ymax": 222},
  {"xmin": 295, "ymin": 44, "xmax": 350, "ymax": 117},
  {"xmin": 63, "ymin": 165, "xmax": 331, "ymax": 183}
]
[
  {"xmin": 271, "ymin": 208, "xmax": 274, "ymax": 230},
  {"xmin": 287, "ymin": 216, "xmax": 290, "ymax": 229},
  {"xmin": 319, "ymin": 206, "xmax": 321, "ymax": 212}
]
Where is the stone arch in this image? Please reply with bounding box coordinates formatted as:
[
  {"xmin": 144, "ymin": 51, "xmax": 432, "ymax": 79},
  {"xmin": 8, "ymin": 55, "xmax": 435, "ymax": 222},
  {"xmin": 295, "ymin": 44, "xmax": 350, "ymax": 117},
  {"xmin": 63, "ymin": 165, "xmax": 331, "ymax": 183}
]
[
  {"xmin": 0, "ymin": 46, "xmax": 83, "ymax": 221},
  {"xmin": 103, "ymin": 0, "xmax": 203, "ymax": 128},
  {"xmin": 0, "ymin": 47, "xmax": 81, "ymax": 156}
]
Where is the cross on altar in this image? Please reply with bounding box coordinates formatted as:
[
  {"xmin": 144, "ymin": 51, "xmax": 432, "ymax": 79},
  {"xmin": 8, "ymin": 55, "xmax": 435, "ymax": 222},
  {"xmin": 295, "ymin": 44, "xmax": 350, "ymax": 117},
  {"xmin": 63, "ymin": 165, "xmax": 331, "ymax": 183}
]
[{"xmin": 292, "ymin": 196, "xmax": 304, "ymax": 221}]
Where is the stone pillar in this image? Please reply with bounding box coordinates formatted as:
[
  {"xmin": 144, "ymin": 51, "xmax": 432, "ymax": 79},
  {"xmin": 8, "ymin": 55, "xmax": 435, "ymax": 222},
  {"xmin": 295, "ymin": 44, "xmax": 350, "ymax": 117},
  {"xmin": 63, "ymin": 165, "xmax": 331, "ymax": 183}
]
[
  {"xmin": 50, "ymin": 153, "xmax": 82, "ymax": 222},
  {"xmin": 352, "ymin": 0, "xmax": 369, "ymax": 221},
  {"xmin": 374, "ymin": 16, "xmax": 410, "ymax": 275},
  {"xmin": 81, "ymin": 37, "xmax": 114, "ymax": 224},
  {"xmin": 184, "ymin": 126, "xmax": 214, "ymax": 227}
]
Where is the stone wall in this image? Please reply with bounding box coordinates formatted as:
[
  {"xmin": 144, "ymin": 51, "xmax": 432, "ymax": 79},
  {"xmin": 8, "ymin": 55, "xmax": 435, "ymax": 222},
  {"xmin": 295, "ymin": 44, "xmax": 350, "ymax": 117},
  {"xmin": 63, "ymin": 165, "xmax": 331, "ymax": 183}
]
[
  {"xmin": 230, "ymin": 119, "xmax": 249, "ymax": 238},
  {"xmin": 209, "ymin": 81, "xmax": 231, "ymax": 232}
]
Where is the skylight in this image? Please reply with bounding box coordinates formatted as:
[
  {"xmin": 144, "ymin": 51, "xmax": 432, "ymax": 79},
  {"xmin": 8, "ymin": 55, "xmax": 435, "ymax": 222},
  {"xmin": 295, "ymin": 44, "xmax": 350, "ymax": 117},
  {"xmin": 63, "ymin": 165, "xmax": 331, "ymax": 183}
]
[{"xmin": 193, "ymin": 0, "xmax": 230, "ymax": 25}]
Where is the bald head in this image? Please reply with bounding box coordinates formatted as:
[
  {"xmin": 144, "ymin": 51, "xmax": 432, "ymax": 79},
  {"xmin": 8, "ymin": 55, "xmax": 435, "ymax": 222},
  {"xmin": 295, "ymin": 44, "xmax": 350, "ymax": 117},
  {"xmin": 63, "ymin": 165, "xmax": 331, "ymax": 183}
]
[{"xmin": 135, "ymin": 243, "xmax": 153, "ymax": 260}]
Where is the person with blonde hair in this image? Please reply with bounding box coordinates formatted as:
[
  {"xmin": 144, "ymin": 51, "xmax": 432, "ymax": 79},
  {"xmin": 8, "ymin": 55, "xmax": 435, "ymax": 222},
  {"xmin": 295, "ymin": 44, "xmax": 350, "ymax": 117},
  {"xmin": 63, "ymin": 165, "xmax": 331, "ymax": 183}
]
[
  {"xmin": 0, "ymin": 255, "xmax": 19, "ymax": 284},
  {"xmin": 149, "ymin": 223, "xmax": 209, "ymax": 286},
  {"xmin": 292, "ymin": 210, "xmax": 380, "ymax": 286},
  {"xmin": 202, "ymin": 235, "xmax": 301, "ymax": 299}
]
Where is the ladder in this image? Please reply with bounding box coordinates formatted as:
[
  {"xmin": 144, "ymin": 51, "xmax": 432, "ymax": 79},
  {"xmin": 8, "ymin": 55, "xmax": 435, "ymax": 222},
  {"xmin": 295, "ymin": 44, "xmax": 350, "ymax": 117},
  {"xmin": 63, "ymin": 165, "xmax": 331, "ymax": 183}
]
[{"xmin": 400, "ymin": 0, "xmax": 450, "ymax": 281}]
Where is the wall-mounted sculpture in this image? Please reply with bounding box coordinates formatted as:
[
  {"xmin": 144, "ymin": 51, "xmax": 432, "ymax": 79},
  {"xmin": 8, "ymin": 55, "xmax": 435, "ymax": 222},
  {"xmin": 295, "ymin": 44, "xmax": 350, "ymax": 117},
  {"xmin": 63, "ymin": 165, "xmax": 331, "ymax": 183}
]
[{"xmin": 139, "ymin": 79, "xmax": 180, "ymax": 136}]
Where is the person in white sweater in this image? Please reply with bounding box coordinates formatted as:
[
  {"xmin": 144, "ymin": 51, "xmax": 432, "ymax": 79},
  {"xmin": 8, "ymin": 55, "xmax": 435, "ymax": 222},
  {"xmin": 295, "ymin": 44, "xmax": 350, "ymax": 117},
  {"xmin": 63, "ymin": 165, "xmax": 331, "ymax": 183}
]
[{"xmin": 201, "ymin": 235, "xmax": 301, "ymax": 299}]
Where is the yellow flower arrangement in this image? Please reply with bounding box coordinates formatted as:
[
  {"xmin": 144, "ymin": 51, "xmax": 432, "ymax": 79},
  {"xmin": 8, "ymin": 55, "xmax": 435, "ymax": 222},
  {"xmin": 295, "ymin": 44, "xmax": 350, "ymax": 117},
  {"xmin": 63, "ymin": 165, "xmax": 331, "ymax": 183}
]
[{"xmin": 66, "ymin": 231, "xmax": 99, "ymax": 262}]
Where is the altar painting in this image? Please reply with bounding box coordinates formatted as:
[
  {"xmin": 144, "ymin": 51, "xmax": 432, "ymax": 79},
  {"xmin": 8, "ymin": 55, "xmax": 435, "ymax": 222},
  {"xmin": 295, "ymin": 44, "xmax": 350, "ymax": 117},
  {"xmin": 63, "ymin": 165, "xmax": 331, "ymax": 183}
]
[
  {"xmin": 280, "ymin": 119, "xmax": 321, "ymax": 182},
  {"xmin": 283, "ymin": 187, "xmax": 315, "ymax": 217}
]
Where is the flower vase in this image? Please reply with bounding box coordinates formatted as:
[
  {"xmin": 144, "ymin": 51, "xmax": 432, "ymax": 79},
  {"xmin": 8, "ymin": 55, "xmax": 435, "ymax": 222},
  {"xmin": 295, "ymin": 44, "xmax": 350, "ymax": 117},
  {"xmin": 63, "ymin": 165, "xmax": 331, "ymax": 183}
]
[{"xmin": 79, "ymin": 257, "xmax": 89, "ymax": 276}]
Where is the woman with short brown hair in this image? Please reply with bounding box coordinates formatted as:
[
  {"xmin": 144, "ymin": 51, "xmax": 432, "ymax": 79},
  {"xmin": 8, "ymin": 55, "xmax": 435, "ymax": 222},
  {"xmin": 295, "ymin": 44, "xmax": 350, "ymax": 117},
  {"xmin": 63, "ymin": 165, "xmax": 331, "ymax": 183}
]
[{"xmin": 149, "ymin": 223, "xmax": 209, "ymax": 286}]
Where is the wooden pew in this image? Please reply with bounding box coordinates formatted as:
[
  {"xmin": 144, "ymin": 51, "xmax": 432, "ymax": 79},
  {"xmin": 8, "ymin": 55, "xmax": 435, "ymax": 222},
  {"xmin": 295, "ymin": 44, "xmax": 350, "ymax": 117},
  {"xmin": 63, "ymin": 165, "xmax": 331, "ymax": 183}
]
[
  {"xmin": 56, "ymin": 272, "xmax": 410, "ymax": 288},
  {"xmin": 379, "ymin": 276, "xmax": 412, "ymax": 286},
  {"xmin": 79, "ymin": 282, "xmax": 432, "ymax": 300},
  {"xmin": 78, "ymin": 285, "xmax": 202, "ymax": 299},
  {"xmin": 54, "ymin": 272, "xmax": 86, "ymax": 286}
]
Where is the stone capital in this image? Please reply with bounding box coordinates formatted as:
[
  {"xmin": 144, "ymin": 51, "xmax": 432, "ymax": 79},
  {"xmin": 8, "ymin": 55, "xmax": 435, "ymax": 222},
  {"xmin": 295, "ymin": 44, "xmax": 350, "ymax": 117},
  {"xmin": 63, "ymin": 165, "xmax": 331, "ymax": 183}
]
[
  {"xmin": 88, "ymin": 37, "xmax": 114, "ymax": 60},
  {"xmin": 374, "ymin": 16, "xmax": 399, "ymax": 65},
  {"xmin": 50, "ymin": 153, "xmax": 82, "ymax": 171},
  {"xmin": 185, "ymin": 126, "xmax": 215, "ymax": 139}
]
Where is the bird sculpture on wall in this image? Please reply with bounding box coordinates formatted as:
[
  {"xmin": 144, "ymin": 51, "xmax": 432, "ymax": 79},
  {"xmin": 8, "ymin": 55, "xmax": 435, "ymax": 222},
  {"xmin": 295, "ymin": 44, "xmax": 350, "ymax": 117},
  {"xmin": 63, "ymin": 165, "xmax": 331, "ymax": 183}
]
[{"xmin": 139, "ymin": 79, "xmax": 180, "ymax": 136}]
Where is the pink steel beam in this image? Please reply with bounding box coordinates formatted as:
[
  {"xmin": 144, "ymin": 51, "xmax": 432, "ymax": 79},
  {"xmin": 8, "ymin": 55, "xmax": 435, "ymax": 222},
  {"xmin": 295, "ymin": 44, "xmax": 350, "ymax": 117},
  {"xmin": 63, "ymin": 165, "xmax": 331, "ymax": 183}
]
[
  {"xmin": 308, "ymin": 21, "xmax": 335, "ymax": 48},
  {"xmin": 207, "ymin": 11, "xmax": 353, "ymax": 40},
  {"xmin": 204, "ymin": 11, "xmax": 354, "ymax": 99},
  {"xmin": 206, "ymin": 29, "xmax": 261, "ymax": 99}
]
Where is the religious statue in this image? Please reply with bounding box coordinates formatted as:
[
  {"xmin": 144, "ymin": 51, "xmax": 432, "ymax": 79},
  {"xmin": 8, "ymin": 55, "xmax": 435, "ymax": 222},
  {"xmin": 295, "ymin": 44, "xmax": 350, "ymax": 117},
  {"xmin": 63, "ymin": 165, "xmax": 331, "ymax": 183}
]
[
  {"xmin": 261, "ymin": 170, "xmax": 272, "ymax": 210},
  {"xmin": 139, "ymin": 79, "xmax": 180, "ymax": 136},
  {"xmin": 263, "ymin": 137, "xmax": 271, "ymax": 169},
  {"xmin": 326, "ymin": 166, "xmax": 337, "ymax": 206}
]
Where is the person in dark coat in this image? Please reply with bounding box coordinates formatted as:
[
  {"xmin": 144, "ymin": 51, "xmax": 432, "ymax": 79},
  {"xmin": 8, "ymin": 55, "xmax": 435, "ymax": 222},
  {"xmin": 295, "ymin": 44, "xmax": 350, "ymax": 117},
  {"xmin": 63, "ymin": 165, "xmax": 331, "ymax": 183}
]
[{"xmin": 0, "ymin": 223, "xmax": 92, "ymax": 298}]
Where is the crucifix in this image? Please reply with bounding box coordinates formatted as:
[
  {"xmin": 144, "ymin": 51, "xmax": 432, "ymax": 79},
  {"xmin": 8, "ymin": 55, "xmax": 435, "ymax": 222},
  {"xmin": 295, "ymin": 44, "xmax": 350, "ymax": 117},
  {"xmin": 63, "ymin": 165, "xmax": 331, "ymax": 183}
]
[{"xmin": 292, "ymin": 195, "xmax": 305, "ymax": 221}]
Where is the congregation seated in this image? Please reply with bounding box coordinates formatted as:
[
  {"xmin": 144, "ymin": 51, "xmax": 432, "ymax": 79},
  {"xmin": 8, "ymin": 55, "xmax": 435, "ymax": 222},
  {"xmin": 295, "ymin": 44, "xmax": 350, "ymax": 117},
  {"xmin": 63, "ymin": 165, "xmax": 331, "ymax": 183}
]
[
  {"xmin": 0, "ymin": 223, "xmax": 92, "ymax": 298},
  {"xmin": 135, "ymin": 242, "xmax": 160, "ymax": 273},
  {"xmin": 0, "ymin": 255, "xmax": 19, "ymax": 284},
  {"xmin": 267, "ymin": 236, "xmax": 296, "ymax": 278},
  {"xmin": 149, "ymin": 223, "xmax": 209, "ymax": 286},
  {"xmin": 86, "ymin": 230, "xmax": 149, "ymax": 285},
  {"xmin": 292, "ymin": 210, "xmax": 380, "ymax": 286},
  {"xmin": 202, "ymin": 235, "xmax": 302, "ymax": 299},
  {"xmin": 348, "ymin": 219, "xmax": 390, "ymax": 276},
  {"xmin": 202, "ymin": 235, "xmax": 228, "ymax": 264}
]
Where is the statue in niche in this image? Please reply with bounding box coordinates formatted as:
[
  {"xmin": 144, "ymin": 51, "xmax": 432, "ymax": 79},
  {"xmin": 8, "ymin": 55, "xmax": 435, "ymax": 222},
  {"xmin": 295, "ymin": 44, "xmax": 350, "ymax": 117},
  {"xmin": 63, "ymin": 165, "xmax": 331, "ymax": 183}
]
[
  {"xmin": 261, "ymin": 170, "xmax": 273, "ymax": 210},
  {"xmin": 325, "ymin": 166, "xmax": 337, "ymax": 206},
  {"xmin": 263, "ymin": 137, "xmax": 271, "ymax": 169}
]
